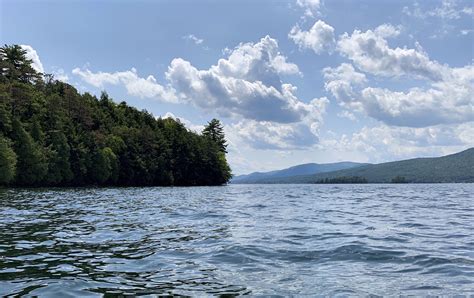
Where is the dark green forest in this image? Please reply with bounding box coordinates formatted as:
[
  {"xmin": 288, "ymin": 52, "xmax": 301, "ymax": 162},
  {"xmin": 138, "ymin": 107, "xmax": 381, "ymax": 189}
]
[{"xmin": 0, "ymin": 45, "xmax": 232, "ymax": 187}]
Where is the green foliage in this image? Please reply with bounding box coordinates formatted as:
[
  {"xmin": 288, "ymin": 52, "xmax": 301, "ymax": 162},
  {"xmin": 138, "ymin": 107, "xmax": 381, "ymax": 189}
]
[
  {"xmin": 11, "ymin": 118, "xmax": 48, "ymax": 185},
  {"xmin": 0, "ymin": 45, "xmax": 41, "ymax": 83},
  {"xmin": 391, "ymin": 176, "xmax": 408, "ymax": 183},
  {"xmin": 0, "ymin": 135, "xmax": 17, "ymax": 185},
  {"xmin": 46, "ymin": 131, "xmax": 73, "ymax": 185},
  {"xmin": 315, "ymin": 176, "xmax": 368, "ymax": 184},
  {"xmin": 203, "ymin": 119, "xmax": 227, "ymax": 153},
  {"xmin": 0, "ymin": 44, "xmax": 232, "ymax": 187}
]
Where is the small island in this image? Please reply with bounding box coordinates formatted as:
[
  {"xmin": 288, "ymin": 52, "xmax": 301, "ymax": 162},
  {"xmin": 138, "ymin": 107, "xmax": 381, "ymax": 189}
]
[{"xmin": 0, "ymin": 45, "xmax": 231, "ymax": 187}]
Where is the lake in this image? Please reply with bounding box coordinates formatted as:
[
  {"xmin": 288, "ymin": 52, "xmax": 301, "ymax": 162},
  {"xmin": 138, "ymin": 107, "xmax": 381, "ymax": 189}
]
[{"xmin": 0, "ymin": 184, "xmax": 473, "ymax": 296}]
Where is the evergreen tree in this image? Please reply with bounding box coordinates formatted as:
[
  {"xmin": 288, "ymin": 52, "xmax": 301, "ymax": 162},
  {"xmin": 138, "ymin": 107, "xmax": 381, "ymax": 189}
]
[
  {"xmin": 0, "ymin": 44, "xmax": 41, "ymax": 83},
  {"xmin": 46, "ymin": 131, "xmax": 73, "ymax": 185},
  {"xmin": 202, "ymin": 119, "xmax": 227, "ymax": 153},
  {"xmin": 0, "ymin": 135, "xmax": 17, "ymax": 185},
  {"xmin": 11, "ymin": 119, "xmax": 48, "ymax": 185},
  {"xmin": 0, "ymin": 44, "xmax": 232, "ymax": 187},
  {"xmin": 90, "ymin": 148, "xmax": 111, "ymax": 185}
]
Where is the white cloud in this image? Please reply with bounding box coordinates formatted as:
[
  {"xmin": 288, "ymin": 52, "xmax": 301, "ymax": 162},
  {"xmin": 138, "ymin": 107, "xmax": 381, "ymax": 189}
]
[
  {"xmin": 324, "ymin": 62, "xmax": 474, "ymax": 127},
  {"xmin": 403, "ymin": 0, "xmax": 474, "ymax": 20},
  {"xmin": 183, "ymin": 34, "xmax": 204, "ymax": 45},
  {"xmin": 323, "ymin": 63, "xmax": 367, "ymax": 111},
  {"xmin": 228, "ymin": 120, "xmax": 319, "ymax": 150},
  {"xmin": 296, "ymin": 0, "xmax": 321, "ymax": 17},
  {"xmin": 51, "ymin": 68, "xmax": 69, "ymax": 82},
  {"xmin": 320, "ymin": 23, "xmax": 474, "ymax": 127},
  {"xmin": 166, "ymin": 35, "xmax": 323, "ymax": 126},
  {"xmin": 319, "ymin": 122, "xmax": 474, "ymax": 162},
  {"xmin": 20, "ymin": 45, "xmax": 44, "ymax": 73},
  {"xmin": 289, "ymin": 20, "xmax": 335, "ymax": 54},
  {"xmin": 337, "ymin": 24, "xmax": 446, "ymax": 81},
  {"xmin": 161, "ymin": 112, "xmax": 204, "ymax": 132},
  {"xmin": 460, "ymin": 29, "xmax": 474, "ymax": 35},
  {"xmin": 72, "ymin": 67, "xmax": 178, "ymax": 103},
  {"xmin": 337, "ymin": 110, "xmax": 357, "ymax": 121},
  {"xmin": 73, "ymin": 35, "xmax": 327, "ymax": 150}
]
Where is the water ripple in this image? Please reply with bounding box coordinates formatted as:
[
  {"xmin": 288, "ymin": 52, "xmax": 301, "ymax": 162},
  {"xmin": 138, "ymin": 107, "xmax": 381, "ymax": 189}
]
[{"xmin": 0, "ymin": 184, "xmax": 473, "ymax": 296}]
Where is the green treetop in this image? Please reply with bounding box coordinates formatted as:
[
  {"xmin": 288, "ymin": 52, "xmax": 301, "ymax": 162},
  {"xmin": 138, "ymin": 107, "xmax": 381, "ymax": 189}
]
[{"xmin": 202, "ymin": 119, "xmax": 227, "ymax": 153}]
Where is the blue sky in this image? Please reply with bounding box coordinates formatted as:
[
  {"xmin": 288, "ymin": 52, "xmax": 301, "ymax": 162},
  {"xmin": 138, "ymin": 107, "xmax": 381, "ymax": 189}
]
[{"xmin": 1, "ymin": 0, "xmax": 473, "ymax": 174}]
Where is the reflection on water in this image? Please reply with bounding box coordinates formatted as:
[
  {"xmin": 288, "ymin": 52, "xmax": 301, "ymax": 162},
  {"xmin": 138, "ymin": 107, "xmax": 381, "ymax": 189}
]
[{"xmin": 0, "ymin": 184, "xmax": 473, "ymax": 296}]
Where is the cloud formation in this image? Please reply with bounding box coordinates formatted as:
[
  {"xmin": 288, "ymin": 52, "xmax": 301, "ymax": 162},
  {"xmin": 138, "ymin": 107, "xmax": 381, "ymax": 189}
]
[
  {"xmin": 403, "ymin": 0, "xmax": 474, "ymax": 20},
  {"xmin": 320, "ymin": 23, "xmax": 474, "ymax": 127},
  {"xmin": 295, "ymin": 0, "xmax": 321, "ymax": 17},
  {"xmin": 289, "ymin": 20, "xmax": 335, "ymax": 54},
  {"xmin": 72, "ymin": 67, "xmax": 178, "ymax": 103},
  {"xmin": 183, "ymin": 34, "xmax": 204, "ymax": 45},
  {"xmin": 320, "ymin": 122, "xmax": 474, "ymax": 162},
  {"xmin": 20, "ymin": 45, "xmax": 44, "ymax": 73},
  {"xmin": 337, "ymin": 24, "xmax": 446, "ymax": 81}
]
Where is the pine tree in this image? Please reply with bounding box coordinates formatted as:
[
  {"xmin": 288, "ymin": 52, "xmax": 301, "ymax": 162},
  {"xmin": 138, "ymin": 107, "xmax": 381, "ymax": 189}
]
[
  {"xmin": 46, "ymin": 131, "xmax": 73, "ymax": 185},
  {"xmin": 0, "ymin": 135, "xmax": 17, "ymax": 185},
  {"xmin": 11, "ymin": 119, "xmax": 48, "ymax": 185},
  {"xmin": 0, "ymin": 44, "xmax": 42, "ymax": 83},
  {"xmin": 202, "ymin": 119, "xmax": 227, "ymax": 153}
]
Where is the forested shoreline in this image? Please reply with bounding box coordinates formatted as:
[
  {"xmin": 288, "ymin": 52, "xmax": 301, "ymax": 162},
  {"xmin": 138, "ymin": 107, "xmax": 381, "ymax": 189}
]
[{"xmin": 0, "ymin": 45, "xmax": 232, "ymax": 187}]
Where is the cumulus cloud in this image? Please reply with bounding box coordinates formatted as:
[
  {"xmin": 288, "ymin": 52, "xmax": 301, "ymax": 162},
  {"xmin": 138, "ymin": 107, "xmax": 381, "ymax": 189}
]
[
  {"xmin": 229, "ymin": 121, "xmax": 317, "ymax": 150},
  {"xmin": 73, "ymin": 35, "xmax": 326, "ymax": 150},
  {"xmin": 296, "ymin": 0, "xmax": 321, "ymax": 17},
  {"xmin": 289, "ymin": 20, "xmax": 335, "ymax": 54},
  {"xmin": 320, "ymin": 122, "xmax": 474, "ymax": 162},
  {"xmin": 321, "ymin": 24, "xmax": 474, "ymax": 127},
  {"xmin": 20, "ymin": 45, "xmax": 44, "ymax": 73},
  {"xmin": 337, "ymin": 24, "xmax": 447, "ymax": 81},
  {"xmin": 183, "ymin": 34, "xmax": 204, "ymax": 45},
  {"xmin": 324, "ymin": 62, "xmax": 474, "ymax": 127},
  {"xmin": 72, "ymin": 67, "xmax": 178, "ymax": 103},
  {"xmin": 166, "ymin": 35, "xmax": 327, "ymax": 127}
]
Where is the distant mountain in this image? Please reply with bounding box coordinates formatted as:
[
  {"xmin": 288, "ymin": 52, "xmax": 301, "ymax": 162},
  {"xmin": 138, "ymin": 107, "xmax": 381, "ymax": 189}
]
[
  {"xmin": 231, "ymin": 162, "xmax": 368, "ymax": 184},
  {"xmin": 258, "ymin": 148, "xmax": 474, "ymax": 184}
]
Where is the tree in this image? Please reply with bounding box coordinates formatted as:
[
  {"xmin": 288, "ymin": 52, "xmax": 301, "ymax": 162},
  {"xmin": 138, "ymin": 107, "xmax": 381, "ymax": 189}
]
[
  {"xmin": 11, "ymin": 118, "xmax": 48, "ymax": 185},
  {"xmin": 0, "ymin": 135, "xmax": 17, "ymax": 185},
  {"xmin": 102, "ymin": 147, "xmax": 119, "ymax": 184},
  {"xmin": 0, "ymin": 44, "xmax": 233, "ymax": 187},
  {"xmin": 46, "ymin": 131, "xmax": 73, "ymax": 185},
  {"xmin": 90, "ymin": 148, "xmax": 111, "ymax": 185},
  {"xmin": 0, "ymin": 44, "xmax": 41, "ymax": 83},
  {"xmin": 202, "ymin": 119, "xmax": 227, "ymax": 153}
]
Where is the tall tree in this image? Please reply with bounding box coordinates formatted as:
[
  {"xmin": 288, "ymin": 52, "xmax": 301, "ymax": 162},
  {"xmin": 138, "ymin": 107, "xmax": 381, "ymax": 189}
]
[
  {"xmin": 0, "ymin": 135, "xmax": 17, "ymax": 185},
  {"xmin": 46, "ymin": 131, "xmax": 73, "ymax": 185},
  {"xmin": 0, "ymin": 45, "xmax": 41, "ymax": 83},
  {"xmin": 11, "ymin": 119, "xmax": 48, "ymax": 185},
  {"xmin": 202, "ymin": 119, "xmax": 228, "ymax": 153}
]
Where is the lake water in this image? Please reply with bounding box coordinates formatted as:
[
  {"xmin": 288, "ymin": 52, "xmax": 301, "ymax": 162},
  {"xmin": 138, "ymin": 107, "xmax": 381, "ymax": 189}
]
[{"xmin": 1, "ymin": 184, "xmax": 473, "ymax": 296}]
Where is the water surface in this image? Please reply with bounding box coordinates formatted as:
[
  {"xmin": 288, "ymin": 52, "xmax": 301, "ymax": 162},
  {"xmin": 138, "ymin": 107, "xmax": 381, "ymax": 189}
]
[{"xmin": 1, "ymin": 184, "xmax": 473, "ymax": 296}]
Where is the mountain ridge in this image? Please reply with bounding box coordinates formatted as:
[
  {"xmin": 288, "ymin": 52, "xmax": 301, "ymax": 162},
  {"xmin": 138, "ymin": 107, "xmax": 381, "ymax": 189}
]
[
  {"xmin": 240, "ymin": 148, "xmax": 474, "ymax": 184},
  {"xmin": 232, "ymin": 162, "xmax": 368, "ymax": 183}
]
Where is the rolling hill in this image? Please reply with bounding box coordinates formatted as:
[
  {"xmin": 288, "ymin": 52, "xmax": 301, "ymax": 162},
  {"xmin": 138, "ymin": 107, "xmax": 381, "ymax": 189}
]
[
  {"xmin": 231, "ymin": 162, "xmax": 368, "ymax": 183},
  {"xmin": 253, "ymin": 148, "xmax": 474, "ymax": 184}
]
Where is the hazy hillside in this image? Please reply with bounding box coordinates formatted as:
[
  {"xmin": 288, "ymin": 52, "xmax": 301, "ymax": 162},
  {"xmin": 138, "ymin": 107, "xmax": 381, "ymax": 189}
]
[
  {"xmin": 262, "ymin": 148, "xmax": 474, "ymax": 183},
  {"xmin": 232, "ymin": 162, "xmax": 367, "ymax": 183}
]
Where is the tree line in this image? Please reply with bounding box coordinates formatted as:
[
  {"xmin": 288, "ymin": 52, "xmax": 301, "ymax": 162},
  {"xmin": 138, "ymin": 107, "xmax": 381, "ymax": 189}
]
[{"xmin": 0, "ymin": 44, "xmax": 232, "ymax": 187}]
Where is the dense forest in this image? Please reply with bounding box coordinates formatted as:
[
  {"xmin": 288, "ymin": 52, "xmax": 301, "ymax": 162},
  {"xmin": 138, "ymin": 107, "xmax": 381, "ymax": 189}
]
[
  {"xmin": 315, "ymin": 176, "xmax": 368, "ymax": 184},
  {"xmin": 0, "ymin": 44, "xmax": 232, "ymax": 187}
]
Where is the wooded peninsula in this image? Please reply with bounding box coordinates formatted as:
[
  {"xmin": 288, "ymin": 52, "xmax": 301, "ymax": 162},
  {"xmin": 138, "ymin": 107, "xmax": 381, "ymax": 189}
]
[{"xmin": 0, "ymin": 45, "xmax": 232, "ymax": 187}]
